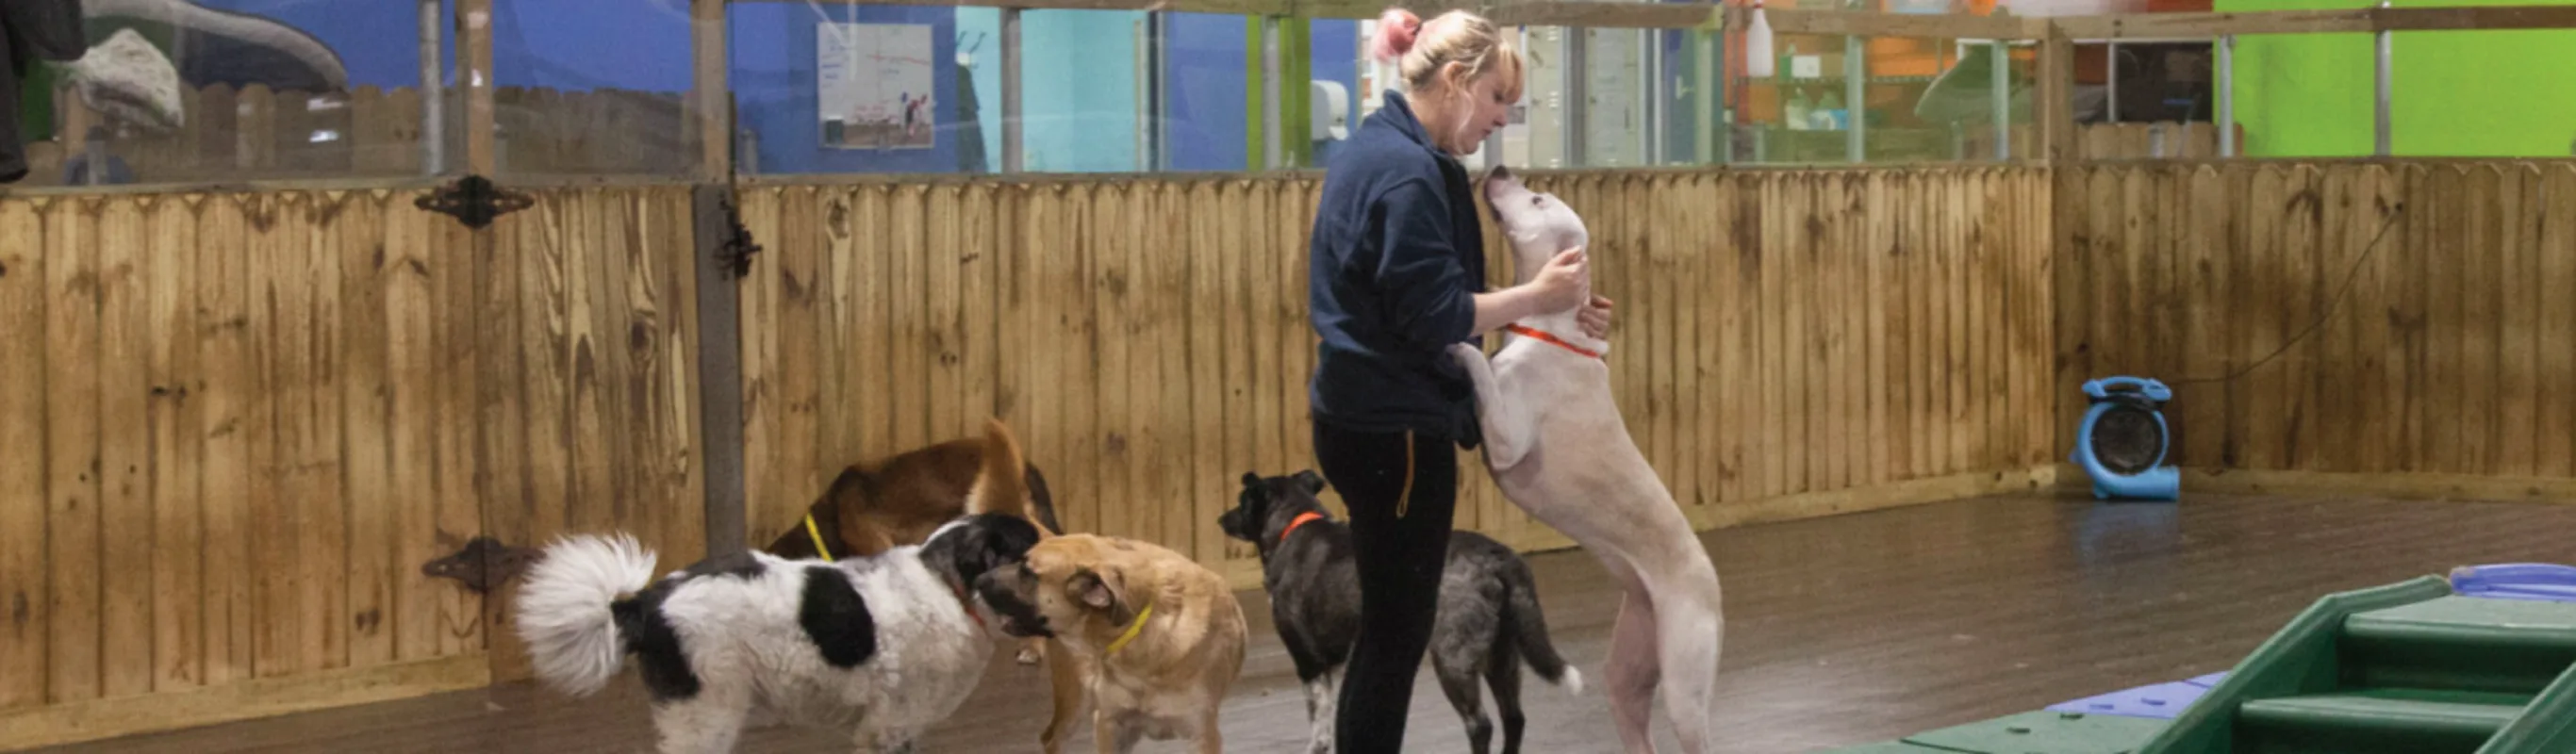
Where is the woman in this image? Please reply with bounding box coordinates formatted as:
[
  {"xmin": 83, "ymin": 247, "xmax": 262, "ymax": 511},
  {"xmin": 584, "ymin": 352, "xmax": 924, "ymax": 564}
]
[{"xmin": 1305, "ymin": 8, "xmax": 1610, "ymax": 750}]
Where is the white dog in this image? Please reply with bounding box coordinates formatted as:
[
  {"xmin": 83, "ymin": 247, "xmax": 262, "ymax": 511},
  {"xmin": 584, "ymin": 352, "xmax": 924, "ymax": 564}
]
[
  {"xmin": 512, "ymin": 513, "xmax": 1044, "ymax": 754},
  {"xmin": 1448, "ymin": 166, "xmax": 1726, "ymax": 754}
]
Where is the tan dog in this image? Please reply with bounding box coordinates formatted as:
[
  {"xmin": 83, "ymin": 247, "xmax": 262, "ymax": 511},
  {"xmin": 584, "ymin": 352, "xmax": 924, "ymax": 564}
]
[{"xmin": 977, "ymin": 533, "xmax": 1247, "ymax": 754}]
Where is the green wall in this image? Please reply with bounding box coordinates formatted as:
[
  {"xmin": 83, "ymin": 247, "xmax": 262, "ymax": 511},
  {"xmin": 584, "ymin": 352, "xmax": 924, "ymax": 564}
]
[{"xmin": 2221, "ymin": 0, "xmax": 2576, "ymax": 157}]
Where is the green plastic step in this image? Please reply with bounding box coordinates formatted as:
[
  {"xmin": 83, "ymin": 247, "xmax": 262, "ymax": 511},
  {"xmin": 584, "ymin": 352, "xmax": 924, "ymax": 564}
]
[
  {"xmin": 2346, "ymin": 597, "xmax": 2576, "ymax": 649},
  {"xmin": 2138, "ymin": 576, "xmax": 2463, "ymax": 754},
  {"xmin": 2237, "ymin": 689, "xmax": 2526, "ymax": 738},
  {"xmin": 2344, "ymin": 597, "xmax": 2576, "ymax": 696}
]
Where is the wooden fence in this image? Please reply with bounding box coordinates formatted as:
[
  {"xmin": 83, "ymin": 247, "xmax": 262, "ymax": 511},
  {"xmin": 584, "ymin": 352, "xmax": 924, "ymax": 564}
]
[
  {"xmin": 0, "ymin": 187, "xmax": 707, "ymax": 746},
  {"xmin": 15, "ymin": 84, "xmax": 689, "ymax": 188},
  {"xmin": 2055, "ymin": 161, "xmax": 2576, "ymax": 496},
  {"xmin": 730, "ymin": 168, "xmax": 2060, "ymax": 582},
  {"xmin": 0, "ymin": 165, "xmax": 2059, "ymax": 746}
]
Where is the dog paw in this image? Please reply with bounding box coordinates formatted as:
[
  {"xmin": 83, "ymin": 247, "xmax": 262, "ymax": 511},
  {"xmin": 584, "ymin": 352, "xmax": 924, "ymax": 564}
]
[{"xmin": 1015, "ymin": 647, "xmax": 1042, "ymax": 664}]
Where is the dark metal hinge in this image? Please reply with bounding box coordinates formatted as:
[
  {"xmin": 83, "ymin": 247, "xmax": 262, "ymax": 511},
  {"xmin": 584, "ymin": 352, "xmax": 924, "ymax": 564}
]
[
  {"xmin": 716, "ymin": 195, "xmax": 760, "ymax": 278},
  {"xmin": 421, "ymin": 535, "xmax": 541, "ymax": 595},
  {"xmin": 417, "ymin": 174, "xmax": 534, "ymax": 230}
]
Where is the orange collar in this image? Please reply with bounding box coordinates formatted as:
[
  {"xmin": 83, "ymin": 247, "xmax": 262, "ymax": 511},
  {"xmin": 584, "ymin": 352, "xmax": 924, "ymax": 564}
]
[
  {"xmin": 952, "ymin": 580, "xmax": 987, "ymax": 630},
  {"xmin": 1279, "ymin": 512, "xmax": 1326, "ymax": 546},
  {"xmin": 1505, "ymin": 323, "xmax": 1603, "ymax": 360}
]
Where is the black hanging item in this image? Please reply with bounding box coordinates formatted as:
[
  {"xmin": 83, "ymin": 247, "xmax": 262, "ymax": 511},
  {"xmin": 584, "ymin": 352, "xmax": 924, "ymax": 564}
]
[
  {"xmin": 715, "ymin": 194, "xmax": 760, "ymax": 278},
  {"xmin": 417, "ymin": 173, "xmax": 534, "ymax": 230}
]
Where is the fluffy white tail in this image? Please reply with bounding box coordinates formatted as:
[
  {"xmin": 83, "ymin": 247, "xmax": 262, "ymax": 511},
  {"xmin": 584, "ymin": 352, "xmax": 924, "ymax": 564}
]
[{"xmin": 512, "ymin": 533, "xmax": 659, "ymax": 697}]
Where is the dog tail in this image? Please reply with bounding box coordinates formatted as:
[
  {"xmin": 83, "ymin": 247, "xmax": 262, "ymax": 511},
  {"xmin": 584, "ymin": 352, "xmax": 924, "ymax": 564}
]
[
  {"xmin": 513, "ymin": 533, "xmax": 659, "ymax": 698},
  {"xmin": 969, "ymin": 417, "xmax": 1041, "ymax": 532},
  {"xmin": 1504, "ymin": 556, "xmax": 1584, "ymax": 696}
]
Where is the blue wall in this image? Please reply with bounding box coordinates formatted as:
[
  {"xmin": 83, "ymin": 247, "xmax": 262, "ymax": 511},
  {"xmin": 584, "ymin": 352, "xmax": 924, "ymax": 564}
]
[{"xmin": 197, "ymin": 0, "xmax": 1363, "ymax": 173}]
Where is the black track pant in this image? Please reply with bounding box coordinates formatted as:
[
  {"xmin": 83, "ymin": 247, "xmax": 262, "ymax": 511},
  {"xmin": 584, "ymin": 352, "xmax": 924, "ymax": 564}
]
[{"xmin": 1314, "ymin": 419, "xmax": 1460, "ymax": 754}]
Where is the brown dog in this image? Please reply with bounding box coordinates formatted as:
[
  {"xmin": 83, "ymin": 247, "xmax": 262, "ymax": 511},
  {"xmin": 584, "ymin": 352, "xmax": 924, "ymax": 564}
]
[
  {"xmin": 760, "ymin": 417, "xmax": 1088, "ymax": 738},
  {"xmin": 977, "ymin": 533, "xmax": 1247, "ymax": 754},
  {"xmin": 764, "ymin": 417, "xmax": 1065, "ymax": 560}
]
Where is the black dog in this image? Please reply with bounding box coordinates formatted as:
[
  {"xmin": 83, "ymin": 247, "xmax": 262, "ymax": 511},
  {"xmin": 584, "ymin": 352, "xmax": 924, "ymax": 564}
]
[{"xmin": 1221, "ymin": 470, "xmax": 1582, "ymax": 754}]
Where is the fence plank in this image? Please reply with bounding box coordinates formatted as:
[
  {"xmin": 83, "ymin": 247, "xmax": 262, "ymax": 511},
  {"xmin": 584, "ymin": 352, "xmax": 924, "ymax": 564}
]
[{"xmin": 2, "ymin": 199, "xmax": 52, "ymax": 709}]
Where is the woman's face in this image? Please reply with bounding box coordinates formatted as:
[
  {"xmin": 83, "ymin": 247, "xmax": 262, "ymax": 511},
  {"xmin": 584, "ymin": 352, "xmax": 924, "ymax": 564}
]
[{"xmin": 1427, "ymin": 60, "xmax": 1519, "ymax": 156}]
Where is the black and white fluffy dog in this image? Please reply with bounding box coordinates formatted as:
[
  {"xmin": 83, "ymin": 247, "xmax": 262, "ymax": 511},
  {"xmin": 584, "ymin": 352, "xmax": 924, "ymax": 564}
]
[
  {"xmin": 512, "ymin": 513, "xmax": 1043, "ymax": 754},
  {"xmin": 1220, "ymin": 470, "xmax": 1582, "ymax": 754}
]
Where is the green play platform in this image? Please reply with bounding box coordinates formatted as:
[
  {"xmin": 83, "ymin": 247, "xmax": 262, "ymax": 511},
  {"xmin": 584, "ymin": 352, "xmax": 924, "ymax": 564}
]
[{"xmin": 1823, "ymin": 575, "xmax": 2576, "ymax": 754}]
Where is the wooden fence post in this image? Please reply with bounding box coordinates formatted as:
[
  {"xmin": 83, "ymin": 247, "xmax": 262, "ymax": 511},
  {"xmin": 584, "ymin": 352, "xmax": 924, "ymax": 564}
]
[{"xmin": 692, "ymin": 186, "xmax": 748, "ymax": 557}]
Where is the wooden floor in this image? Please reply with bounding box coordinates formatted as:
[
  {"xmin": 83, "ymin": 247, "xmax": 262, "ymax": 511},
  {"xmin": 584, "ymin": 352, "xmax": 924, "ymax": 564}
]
[{"xmin": 31, "ymin": 490, "xmax": 2576, "ymax": 753}]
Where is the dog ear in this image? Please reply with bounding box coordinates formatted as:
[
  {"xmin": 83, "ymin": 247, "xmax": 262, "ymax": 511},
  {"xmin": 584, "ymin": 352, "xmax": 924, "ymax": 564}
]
[
  {"xmin": 1240, "ymin": 471, "xmax": 1261, "ymax": 488},
  {"xmin": 1065, "ymin": 566, "xmax": 1136, "ymax": 626},
  {"xmin": 1292, "ymin": 469, "xmax": 1326, "ymax": 495}
]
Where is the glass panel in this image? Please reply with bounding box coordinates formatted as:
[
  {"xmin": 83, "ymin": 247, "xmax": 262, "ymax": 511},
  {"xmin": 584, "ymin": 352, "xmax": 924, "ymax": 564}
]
[
  {"xmin": 2080, "ymin": 41, "xmax": 2221, "ymax": 160},
  {"xmin": 1303, "ymin": 16, "xmax": 1364, "ymax": 171},
  {"xmin": 487, "ymin": 0, "xmax": 701, "ymax": 176},
  {"xmin": 1158, "ymin": 12, "xmax": 1257, "ymax": 172},
  {"xmin": 1021, "ymin": 8, "xmax": 1147, "ymax": 172},
  {"xmin": 730, "ymin": 2, "xmax": 988, "ymax": 175},
  {"xmin": 1500, "ymin": 25, "xmax": 1573, "ymax": 170},
  {"xmin": 1578, "ymin": 27, "xmax": 1652, "ymax": 168},
  {"xmin": 19, "ymin": 0, "xmax": 444, "ymax": 188},
  {"xmin": 1656, "ymin": 28, "xmax": 1720, "ymax": 166},
  {"xmin": 1870, "ymin": 36, "xmax": 1986, "ymax": 163}
]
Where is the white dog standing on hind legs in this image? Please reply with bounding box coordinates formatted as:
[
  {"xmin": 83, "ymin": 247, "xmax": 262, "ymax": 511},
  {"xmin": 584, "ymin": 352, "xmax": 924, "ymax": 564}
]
[{"xmin": 1448, "ymin": 165, "xmax": 1726, "ymax": 754}]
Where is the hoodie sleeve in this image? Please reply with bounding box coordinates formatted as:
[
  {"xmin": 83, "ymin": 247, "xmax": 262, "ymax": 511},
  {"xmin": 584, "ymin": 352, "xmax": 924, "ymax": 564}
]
[
  {"xmin": 3, "ymin": 0, "xmax": 88, "ymax": 67},
  {"xmin": 1368, "ymin": 177, "xmax": 1480, "ymax": 349}
]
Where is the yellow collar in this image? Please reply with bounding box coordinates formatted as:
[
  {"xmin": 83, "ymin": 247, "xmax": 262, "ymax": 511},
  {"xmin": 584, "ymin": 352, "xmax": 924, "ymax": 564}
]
[
  {"xmin": 803, "ymin": 513, "xmax": 834, "ymax": 561},
  {"xmin": 1103, "ymin": 603, "xmax": 1153, "ymax": 656}
]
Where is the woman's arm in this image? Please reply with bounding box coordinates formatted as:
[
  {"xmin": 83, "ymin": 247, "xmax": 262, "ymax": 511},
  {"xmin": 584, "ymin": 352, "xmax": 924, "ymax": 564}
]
[
  {"xmin": 1372, "ymin": 181, "xmax": 1590, "ymax": 344},
  {"xmin": 1468, "ymin": 248, "xmax": 1591, "ymax": 336}
]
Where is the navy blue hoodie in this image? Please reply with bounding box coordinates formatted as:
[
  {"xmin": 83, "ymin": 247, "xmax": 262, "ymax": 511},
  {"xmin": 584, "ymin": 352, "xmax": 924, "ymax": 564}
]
[{"xmin": 1306, "ymin": 90, "xmax": 1487, "ymax": 446}]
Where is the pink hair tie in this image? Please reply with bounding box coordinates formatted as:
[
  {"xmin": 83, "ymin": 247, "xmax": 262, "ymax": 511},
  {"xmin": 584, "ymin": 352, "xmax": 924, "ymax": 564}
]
[{"xmin": 1370, "ymin": 8, "xmax": 1422, "ymax": 63}]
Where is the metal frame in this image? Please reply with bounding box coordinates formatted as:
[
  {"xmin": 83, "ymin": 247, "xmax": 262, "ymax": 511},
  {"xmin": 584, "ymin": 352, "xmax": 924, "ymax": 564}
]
[
  {"xmin": 1845, "ymin": 34, "xmax": 1865, "ymax": 163},
  {"xmin": 2218, "ymin": 33, "xmax": 2235, "ymax": 157},
  {"xmin": 1002, "ymin": 8, "xmax": 1024, "ymax": 172},
  {"xmin": 2374, "ymin": 0, "xmax": 2394, "ymax": 156}
]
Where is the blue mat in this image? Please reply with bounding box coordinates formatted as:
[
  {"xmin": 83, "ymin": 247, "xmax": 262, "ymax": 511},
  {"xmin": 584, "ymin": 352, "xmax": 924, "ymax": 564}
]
[
  {"xmin": 2450, "ymin": 563, "xmax": 2576, "ymax": 603},
  {"xmin": 2044, "ymin": 680, "xmax": 2211, "ymax": 719}
]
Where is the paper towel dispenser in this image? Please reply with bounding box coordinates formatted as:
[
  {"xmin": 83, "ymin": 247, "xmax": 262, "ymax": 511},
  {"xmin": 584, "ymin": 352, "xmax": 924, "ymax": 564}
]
[{"xmin": 1312, "ymin": 79, "xmax": 1351, "ymax": 141}]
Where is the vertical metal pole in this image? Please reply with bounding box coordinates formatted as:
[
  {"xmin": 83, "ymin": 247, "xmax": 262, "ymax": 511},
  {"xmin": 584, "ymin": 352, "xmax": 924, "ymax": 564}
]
[
  {"xmin": 1152, "ymin": 12, "xmax": 1170, "ymax": 171},
  {"xmin": 1263, "ymin": 17, "xmax": 1282, "ymax": 170},
  {"xmin": 2374, "ymin": 1, "xmax": 2393, "ymax": 156},
  {"xmin": 2104, "ymin": 41, "xmax": 2119, "ymax": 123},
  {"xmin": 1136, "ymin": 14, "xmax": 1153, "ymax": 172},
  {"xmin": 1001, "ymin": 8, "xmax": 1023, "ymax": 172},
  {"xmin": 420, "ymin": 0, "xmax": 444, "ymax": 175},
  {"xmin": 2218, "ymin": 34, "xmax": 2235, "ymax": 157},
  {"xmin": 1643, "ymin": 29, "xmax": 1661, "ymax": 165},
  {"xmin": 1845, "ymin": 34, "xmax": 1865, "ymax": 163},
  {"xmin": 1991, "ymin": 41, "xmax": 2011, "ymax": 160},
  {"xmin": 1565, "ymin": 29, "xmax": 1588, "ymax": 167},
  {"xmin": 1695, "ymin": 28, "xmax": 1717, "ymax": 165}
]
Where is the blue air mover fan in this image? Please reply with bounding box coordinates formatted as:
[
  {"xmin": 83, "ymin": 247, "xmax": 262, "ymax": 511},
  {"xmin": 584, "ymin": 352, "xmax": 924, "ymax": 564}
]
[{"xmin": 2072, "ymin": 376, "xmax": 2179, "ymax": 501}]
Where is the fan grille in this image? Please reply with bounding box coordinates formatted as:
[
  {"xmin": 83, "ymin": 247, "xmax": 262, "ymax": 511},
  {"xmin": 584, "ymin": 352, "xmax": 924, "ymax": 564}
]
[{"xmin": 2089, "ymin": 406, "xmax": 2164, "ymax": 476}]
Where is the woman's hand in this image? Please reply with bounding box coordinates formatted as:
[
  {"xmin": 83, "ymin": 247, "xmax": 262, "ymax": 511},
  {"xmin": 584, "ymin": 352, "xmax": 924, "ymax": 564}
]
[
  {"xmin": 1527, "ymin": 248, "xmax": 1590, "ymax": 313},
  {"xmin": 1577, "ymin": 295, "xmax": 1613, "ymax": 340}
]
